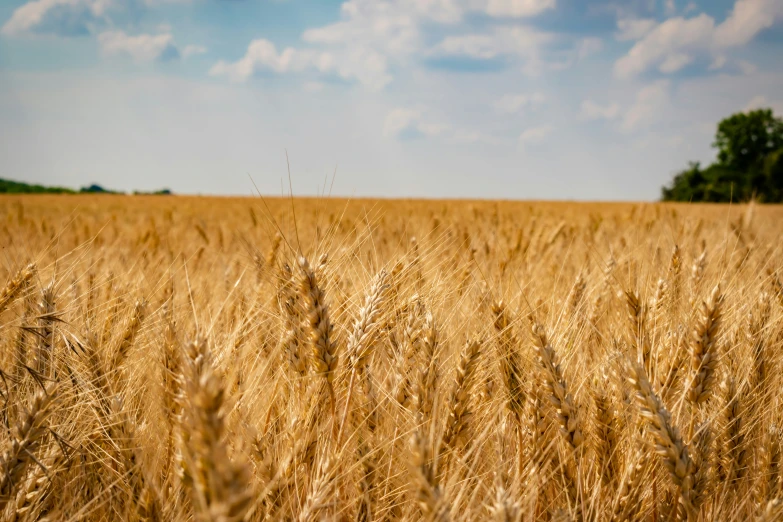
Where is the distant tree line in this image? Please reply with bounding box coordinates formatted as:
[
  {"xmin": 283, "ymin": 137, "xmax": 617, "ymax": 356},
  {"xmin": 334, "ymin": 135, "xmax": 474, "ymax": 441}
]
[
  {"xmin": 0, "ymin": 178, "xmax": 172, "ymax": 195},
  {"xmin": 662, "ymin": 108, "xmax": 783, "ymax": 202}
]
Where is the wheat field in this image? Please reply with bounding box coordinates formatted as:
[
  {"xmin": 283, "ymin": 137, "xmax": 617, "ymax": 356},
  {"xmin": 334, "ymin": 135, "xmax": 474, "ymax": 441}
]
[{"xmin": 1, "ymin": 195, "xmax": 782, "ymax": 521}]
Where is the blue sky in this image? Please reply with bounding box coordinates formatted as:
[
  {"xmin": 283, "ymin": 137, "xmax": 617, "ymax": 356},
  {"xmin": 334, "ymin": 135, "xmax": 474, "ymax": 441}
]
[{"xmin": 1, "ymin": 0, "xmax": 782, "ymax": 200}]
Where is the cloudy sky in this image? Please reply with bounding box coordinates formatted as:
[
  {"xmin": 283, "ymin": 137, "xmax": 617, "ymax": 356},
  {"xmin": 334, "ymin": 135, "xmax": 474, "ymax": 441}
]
[{"xmin": 1, "ymin": 0, "xmax": 782, "ymax": 200}]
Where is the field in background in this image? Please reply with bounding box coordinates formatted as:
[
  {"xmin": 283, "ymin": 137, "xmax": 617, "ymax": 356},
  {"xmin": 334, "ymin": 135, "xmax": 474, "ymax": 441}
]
[{"xmin": 1, "ymin": 194, "xmax": 783, "ymax": 521}]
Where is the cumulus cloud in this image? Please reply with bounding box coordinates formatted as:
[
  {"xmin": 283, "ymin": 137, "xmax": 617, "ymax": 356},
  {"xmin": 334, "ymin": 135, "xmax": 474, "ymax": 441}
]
[
  {"xmin": 317, "ymin": 0, "xmax": 557, "ymax": 28},
  {"xmin": 302, "ymin": 1, "xmax": 423, "ymax": 58},
  {"xmin": 621, "ymin": 79, "xmax": 670, "ymax": 132},
  {"xmin": 744, "ymin": 95, "xmax": 783, "ymax": 114},
  {"xmin": 383, "ymin": 108, "xmax": 423, "ymax": 137},
  {"xmin": 615, "ymin": 18, "xmax": 656, "ymax": 41},
  {"xmin": 302, "ymin": 0, "xmax": 559, "ymax": 48},
  {"xmin": 577, "ymin": 37, "xmax": 602, "ymax": 58},
  {"xmin": 614, "ymin": 0, "xmax": 783, "ymax": 79},
  {"xmin": 429, "ymin": 26, "xmax": 553, "ymax": 74},
  {"xmin": 1, "ymin": 0, "xmax": 109, "ymax": 37},
  {"xmin": 614, "ymin": 14, "xmax": 713, "ymax": 78},
  {"xmin": 182, "ymin": 44, "xmax": 207, "ymax": 58},
  {"xmin": 518, "ymin": 124, "xmax": 552, "ymax": 145},
  {"xmin": 483, "ymin": 0, "xmax": 556, "ymax": 18},
  {"xmin": 432, "ymin": 34, "xmax": 502, "ymax": 59},
  {"xmin": 738, "ymin": 60, "xmax": 757, "ymax": 75},
  {"xmin": 382, "ymin": 107, "xmax": 495, "ymax": 144},
  {"xmin": 708, "ymin": 55, "xmax": 727, "ymax": 70},
  {"xmin": 300, "ymin": 0, "xmax": 556, "ymax": 60},
  {"xmin": 303, "ymin": 81, "xmax": 325, "ymax": 92},
  {"xmin": 98, "ymin": 30, "xmax": 180, "ymax": 63},
  {"xmin": 493, "ymin": 92, "xmax": 545, "ymax": 114},
  {"xmin": 658, "ymin": 52, "xmax": 693, "ymax": 73},
  {"xmin": 714, "ymin": 0, "xmax": 783, "ymax": 47},
  {"xmin": 210, "ymin": 0, "xmax": 564, "ymax": 89},
  {"xmin": 209, "ymin": 38, "xmax": 391, "ymax": 89},
  {"xmin": 382, "ymin": 107, "xmax": 453, "ymax": 138},
  {"xmin": 580, "ymin": 100, "xmax": 620, "ymax": 121},
  {"xmin": 432, "ymin": 26, "xmax": 551, "ymax": 59},
  {"xmin": 211, "ymin": 0, "xmax": 444, "ymax": 89}
]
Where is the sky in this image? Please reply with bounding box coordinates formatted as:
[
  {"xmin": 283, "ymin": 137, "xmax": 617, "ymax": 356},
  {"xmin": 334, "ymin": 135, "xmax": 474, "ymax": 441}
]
[{"xmin": 1, "ymin": 0, "xmax": 782, "ymax": 200}]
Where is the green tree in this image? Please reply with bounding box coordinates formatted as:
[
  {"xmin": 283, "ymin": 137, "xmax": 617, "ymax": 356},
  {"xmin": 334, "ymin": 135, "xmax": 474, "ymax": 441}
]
[
  {"xmin": 762, "ymin": 147, "xmax": 783, "ymax": 201},
  {"xmin": 714, "ymin": 109, "xmax": 783, "ymax": 172},
  {"xmin": 662, "ymin": 108, "xmax": 783, "ymax": 202}
]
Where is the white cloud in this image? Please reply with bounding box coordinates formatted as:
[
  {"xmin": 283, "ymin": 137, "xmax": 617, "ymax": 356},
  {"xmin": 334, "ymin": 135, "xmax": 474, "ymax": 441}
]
[
  {"xmin": 493, "ymin": 92, "xmax": 545, "ymax": 114},
  {"xmin": 709, "ymin": 55, "xmax": 726, "ymax": 70},
  {"xmin": 429, "ymin": 26, "xmax": 553, "ymax": 73},
  {"xmin": 432, "ymin": 33, "xmax": 501, "ymax": 59},
  {"xmin": 182, "ymin": 44, "xmax": 207, "ymax": 58},
  {"xmin": 614, "ymin": 0, "xmax": 783, "ymax": 79},
  {"xmin": 615, "ymin": 18, "xmax": 657, "ymax": 41},
  {"xmin": 380, "ymin": 107, "xmax": 497, "ymax": 144},
  {"xmin": 98, "ymin": 31, "xmax": 178, "ymax": 63},
  {"xmin": 744, "ymin": 95, "xmax": 783, "ymax": 114},
  {"xmin": 450, "ymin": 129, "xmax": 488, "ymax": 144},
  {"xmin": 418, "ymin": 122, "xmax": 451, "ymax": 136},
  {"xmin": 518, "ymin": 124, "xmax": 552, "ymax": 144},
  {"xmin": 211, "ymin": 0, "xmax": 562, "ymax": 89},
  {"xmin": 209, "ymin": 38, "xmax": 391, "ymax": 89},
  {"xmin": 658, "ymin": 52, "xmax": 692, "ymax": 73},
  {"xmin": 738, "ymin": 60, "xmax": 758, "ymax": 75},
  {"xmin": 483, "ymin": 0, "xmax": 556, "ymax": 18},
  {"xmin": 299, "ymin": 0, "xmax": 559, "ymax": 59},
  {"xmin": 383, "ymin": 108, "xmax": 422, "ymax": 137},
  {"xmin": 302, "ymin": 1, "xmax": 422, "ymax": 57},
  {"xmin": 621, "ymin": 79, "xmax": 671, "ymax": 132},
  {"xmin": 1, "ymin": 0, "xmax": 109, "ymax": 37},
  {"xmin": 303, "ymin": 81, "xmax": 325, "ymax": 92},
  {"xmin": 212, "ymin": 0, "xmax": 463, "ymax": 89},
  {"xmin": 714, "ymin": 0, "xmax": 783, "ymax": 47},
  {"xmin": 298, "ymin": 0, "xmax": 551, "ymax": 64},
  {"xmin": 382, "ymin": 107, "xmax": 454, "ymax": 138},
  {"xmin": 308, "ymin": 0, "xmax": 556, "ymax": 29},
  {"xmin": 577, "ymin": 37, "xmax": 603, "ymax": 58},
  {"xmin": 614, "ymin": 14, "xmax": 713, "ymax": 79},
  {"xmin": 580, "ymin": 100, "xmax": 620, "ymax": 120}
]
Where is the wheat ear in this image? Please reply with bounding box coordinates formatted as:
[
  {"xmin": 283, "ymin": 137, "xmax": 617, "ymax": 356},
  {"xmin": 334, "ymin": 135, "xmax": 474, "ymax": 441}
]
[
  {"xmin": 687, "ymin": 284, "xmax": 723, "ymax": 408},
  {"xmin": 530, "ymin": 323, "xmax": 583, "ymax": 451},
  {"xmin": 180, "ymin": 337, "xmax": 253, "ymax": 522},
  {"xmin": 34, "ymin": 284, "xmax": 56, "ymax": 378},
  {"xmin": 0, "ymin": 263, "xmax": 36, "ymax": 315},
  {"xmin": 491, "ymin": 301, "xmax": 525, "ymax": 421},
  {"xmin": 410, "ymin": 431, "xmax": 450, "ymax": 522},
  {"xmin": 112, "ymin": 299, "xmax": 147, "ymax": 370},
  {"xmin": 298, "ymin": 255, "xmax": 338, "ymax": 417},
  {"xmin": 442, "ymin": 339, "xmax": 481, "ymax": 448},
  {"xmin": 627, "ymin": 362, "xmax": 703, "ymax": 519},
  {"xmin": 0, "ymin": 386, "xmax": 56, "ymax": 511},
  {"xmin": 338, "ymin": 269, "xmax": 389, "ymax": 442}
]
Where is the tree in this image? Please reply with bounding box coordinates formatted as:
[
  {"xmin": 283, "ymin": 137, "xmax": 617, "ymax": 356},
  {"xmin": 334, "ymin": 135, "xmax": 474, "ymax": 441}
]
[
  {"xmin": 714, "ymin": 109, "xmax": 783, "ymax": 172},
  {"xmin": 762, "ymin": 147, "xmax": 783, "ymax": 201},
  {"xmin": 662, "ymin": 108, "xmax": 783, "ymax": 202}
]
